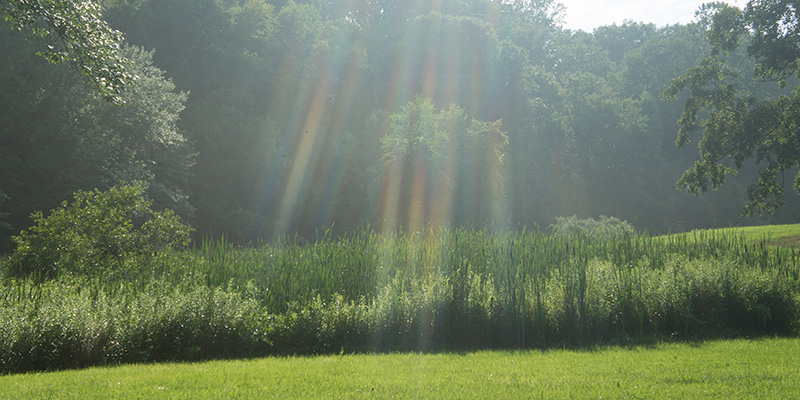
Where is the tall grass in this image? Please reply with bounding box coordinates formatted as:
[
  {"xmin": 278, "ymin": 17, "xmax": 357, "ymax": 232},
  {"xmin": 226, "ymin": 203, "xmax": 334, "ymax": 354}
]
[{"xmin": 1, "ymin": 227, "xmax": 799, "ymax": 373}]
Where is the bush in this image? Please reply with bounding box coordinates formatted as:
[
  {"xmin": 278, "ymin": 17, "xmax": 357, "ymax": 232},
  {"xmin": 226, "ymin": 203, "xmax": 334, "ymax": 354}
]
[
  {"xmin": 550, "ymin": 215, "xmax": 636, "ymax": 240},
  {"xmin": 5, "ymin": 185, "xmax": 192, "ymax": 278},
  {"xmin": 0, "ymin": 279, "xmax": 263, "ymax": 373}
]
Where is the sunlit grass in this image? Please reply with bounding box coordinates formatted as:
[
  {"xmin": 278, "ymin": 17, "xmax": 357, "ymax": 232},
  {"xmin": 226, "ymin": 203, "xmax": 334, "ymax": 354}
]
[
  {"xmin": 662, "ymin": 223, "xmax": 800, "ymax": 248},
  {"xmin": 2, "ymin": 338, "xmax": 798, "ymax": 399},
  {"xmin": 725, "ymin": 224, "xmax": 800, "ymax": 247}
]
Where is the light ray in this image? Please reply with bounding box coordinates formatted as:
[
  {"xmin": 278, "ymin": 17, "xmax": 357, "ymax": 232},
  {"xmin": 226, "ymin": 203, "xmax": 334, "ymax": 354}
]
[
  {"xmin": 273, "ymin": 78, "xmax": 331, "ymax": 237},
  {"xmin": 310, "ymin": 48, "xmax": 368, "ymax": 229},
  {"xmin": 262, "ymin": 2, "xmax": 513, "ymax": 239}
]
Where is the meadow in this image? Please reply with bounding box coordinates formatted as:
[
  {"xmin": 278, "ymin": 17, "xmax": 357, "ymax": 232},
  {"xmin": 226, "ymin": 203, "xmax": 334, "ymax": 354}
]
[
  {"xmin": 1, "ymin": 338, "xmax": 798, "ymax": 399},
  {"xmin": 673, "ymin": 223, "xmax": 800, "ymax": 248},
  {"xmin": 1, "ymin": 225, "xmax": 799, "ymax": 375}
]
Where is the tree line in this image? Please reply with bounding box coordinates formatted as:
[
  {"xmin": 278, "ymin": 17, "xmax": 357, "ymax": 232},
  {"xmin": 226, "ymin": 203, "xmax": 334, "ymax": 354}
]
[{"xmin": 2, "ymin": 0, "xmax": 799, "ymax": 248}]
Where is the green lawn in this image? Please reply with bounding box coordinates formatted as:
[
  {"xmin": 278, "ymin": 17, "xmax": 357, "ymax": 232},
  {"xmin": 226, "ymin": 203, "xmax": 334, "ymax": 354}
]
[
  {"xmin": 724, "ymin": 223, "xmax": 800, "ymax": 247},
  {"xmin": 666, "ymin": 223, "xmax": 800, "ymax": 248},
  {"xmin": 3, "ymin": 337, "xmax": 798, "ymax": 399}
]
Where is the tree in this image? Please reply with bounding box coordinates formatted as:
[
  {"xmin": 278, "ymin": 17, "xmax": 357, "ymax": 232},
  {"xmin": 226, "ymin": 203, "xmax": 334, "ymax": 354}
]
[
  {"xmin": 663, "ymin": 1, "xmax": 800, "ymax": 215},
  {"xmin": 376, "ymin": 97, "xmax": 508, "ymax": 230},
  {"xmin": 5, "ymin": 185, "xmax": 192, "ymax": 278},
  {"xmin": 558, "ymin": 70, "xmax": 649, "ymax": 218},
  {"xmin": 1, "ymin": 0, "xmax": 134, "ymax": 103},
  {"xmin": 593, "ymin": 22, "xmax": 657, "ymax": 64},
  {"xmin": 0, "ymin": 28, "xmax": 193, "ymax": 248},
  {"xmin": 105, "ymin": 0, "xmax": 289, "ymax": 242}
]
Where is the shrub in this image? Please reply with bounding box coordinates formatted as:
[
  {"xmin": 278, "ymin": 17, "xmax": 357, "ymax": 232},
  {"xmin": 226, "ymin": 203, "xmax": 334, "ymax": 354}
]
[
  {"xmin": 5, "ymin": 185, "xmax": 192, "ymax": 278},
  {"xmin": 2, "ymin": 227, "xmax": 800, "ymax": 374},
  {"xmin": 0, "ymin": 279, "xmax": 264, "ymax": 373},
  {"xmin": 550, "ymin": 215, "xmax": 636, "ymax": 240}
]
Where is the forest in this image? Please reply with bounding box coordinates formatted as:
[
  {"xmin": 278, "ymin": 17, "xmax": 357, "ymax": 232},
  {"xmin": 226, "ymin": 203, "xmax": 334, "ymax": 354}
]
[
  {"xmin": 3, "ymin": 0, "xmax": 800, "ymax": 376},
  {"xmin": 2, "ymin": 0, "xmax": 800, "ymax": 249}
]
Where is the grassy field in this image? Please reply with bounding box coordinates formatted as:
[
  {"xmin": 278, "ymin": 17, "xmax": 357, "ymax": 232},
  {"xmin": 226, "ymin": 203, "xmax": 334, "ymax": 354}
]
[
  {"xmin": 673, "ymin": 223, "xmax": 800, "ymax": 248},
  {"xmin": 1, "ymin": 337, "xmax": 797, "ymax": 399},
  {"xmin": 2, "ymin": 192, "xmax": 798, "ymax": 395}
]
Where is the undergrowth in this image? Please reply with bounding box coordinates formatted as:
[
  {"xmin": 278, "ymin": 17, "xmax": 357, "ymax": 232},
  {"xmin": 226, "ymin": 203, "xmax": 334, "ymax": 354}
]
[{"xmin": 1, "ymin": 227, "xmax": 799, "ymax": 374}]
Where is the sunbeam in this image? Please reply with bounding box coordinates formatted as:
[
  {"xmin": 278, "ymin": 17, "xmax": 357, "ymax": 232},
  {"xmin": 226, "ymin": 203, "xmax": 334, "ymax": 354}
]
[
  {"xmin": 255, "ymin": 2, "xmax": 514, "ymax": 239},
  {"xmin": 273, "ymin": 77, "xmax": 331, "ymax": 237}
]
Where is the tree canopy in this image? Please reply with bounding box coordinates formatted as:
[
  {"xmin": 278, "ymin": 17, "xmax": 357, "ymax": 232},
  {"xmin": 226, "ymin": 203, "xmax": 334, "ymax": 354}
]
[
  {"xmin": 1, "ymin": 0, "xmax": 134, "ymax": 103},
  {"xmin": 0, "ymin": 26, "xmax": 192, "ymax": 250},
  {"xmin": 664, "ymin": 1, "xmax": 800, "ymax": 215},
  {"xmin": 2, "ymin": 0, "xmax": 800, "ymax": 248}
]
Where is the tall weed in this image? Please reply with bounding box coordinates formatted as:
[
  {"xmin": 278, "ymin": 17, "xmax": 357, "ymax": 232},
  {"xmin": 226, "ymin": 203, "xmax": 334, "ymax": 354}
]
[{"xmin": 1, "ymin": 227, "xmax": 799, "ymax": 373}]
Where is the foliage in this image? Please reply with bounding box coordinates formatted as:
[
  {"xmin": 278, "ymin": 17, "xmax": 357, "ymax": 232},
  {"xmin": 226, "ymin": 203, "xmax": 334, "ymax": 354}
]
[
  {"xmin": 663, "ymin": 1, "xmax": 800, "ymax": 216},
  {"xmin": 0, "ymin": 278, "xmax": 261, "ymax": 373},
  {"xmin": 0, "ymin": 0, "xmax": 134, "ymax": 103},
  {"xmin": 5, "ymin": 185, "xmax": 192, "ymax": 278},
  {"xmin": 0, "ymin": 34, "xmax": 193, "ymax": 248},
  {"xmin": 5, "ymin": 0, "xmax": 800, "ymax": 374},
  {"xmin": 1, "ymin": 227, "xmax": 799, "ymax": 374},
  {"xmin": 378, "ymin": 97, "xmax": 509, "ymax": 230},
  {"xmin": 4, "ymin": 0, "xmax": 800, "ymax": 245},
  {"xmin": 550, "ymin": 215, "xmax": 637, "ymax": 240}
]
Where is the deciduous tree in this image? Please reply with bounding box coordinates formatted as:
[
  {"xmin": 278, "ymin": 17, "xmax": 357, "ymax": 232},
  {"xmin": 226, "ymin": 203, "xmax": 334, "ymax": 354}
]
[
  {"xmin": 663, "ymin": 1, "xmax": 800, "ymax": 215},
  {"xmin": 0, "ymin": 28, "xmax": 192, "ymax": 248},
  {"xmin": 1, "ymin": 0, "xmax": 134, "ymax": 103}
]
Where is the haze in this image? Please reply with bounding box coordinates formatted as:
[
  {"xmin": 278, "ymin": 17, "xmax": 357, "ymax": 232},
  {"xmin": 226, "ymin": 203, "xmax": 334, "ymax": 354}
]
[
  {"xmin": 1, "ymin": 0, "xmax": 798, "ymax": 248},
  {"xmin": 561, "ymin": 0, "xmax": 742, "ymax": 31}
]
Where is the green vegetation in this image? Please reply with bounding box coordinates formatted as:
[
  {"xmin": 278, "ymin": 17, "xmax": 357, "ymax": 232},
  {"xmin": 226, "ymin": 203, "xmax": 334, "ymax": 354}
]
[
  {"xmin": 0, "ymin": 0, "xmax": 133, "ymax": 102},
  {"xmin": 664, "ymin": 1, "xmax": 800, "ymax": 215},
  {"xmin": 2, "ymin": 221, "xmax": 798, "ymax": 374},
  {"xmin": 665, "ymin": 224, "xmax": 800, "ymax": 248},
  {"xmin": 6, "ymin": 185, "xmax": 192, "ymax": 278},
  {"xmin": 1, "ymin": 338, "xmax": 798, "ymax": 399},
  {"xmin": 0, "ymin": 35, "xmax": 193, "ymax": 252},
  {"xmin": 3, "ymin": 1, "xmax": 800, "ymax": 394},
  {"xmin": 551, "ymin": 215, "xmax": 637, "ymax": 240},
  {"xmin": 4, "ymin": 0, "xmax": 800, "ymax": 248}
]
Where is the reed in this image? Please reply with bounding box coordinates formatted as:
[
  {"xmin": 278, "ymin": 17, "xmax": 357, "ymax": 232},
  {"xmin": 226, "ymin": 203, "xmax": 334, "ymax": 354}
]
[{"xmin": 1, "ymin": 227, "xmax": 798, "ymax": 373}]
